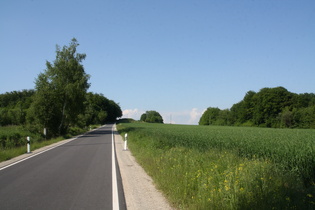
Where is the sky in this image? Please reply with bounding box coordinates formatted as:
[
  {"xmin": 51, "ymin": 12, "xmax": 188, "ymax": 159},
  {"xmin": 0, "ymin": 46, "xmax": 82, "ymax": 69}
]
[{"xmin": 1, "ymin": 0, "xmax": 314, "ymax": 124}]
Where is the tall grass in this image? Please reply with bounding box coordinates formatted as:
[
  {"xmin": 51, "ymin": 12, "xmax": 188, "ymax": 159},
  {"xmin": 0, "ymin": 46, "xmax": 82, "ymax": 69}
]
[
  {"xmin": 0, "ymin": 126, "xmax": 41, "ymax": 149},
  {"xmin": 0, "ymin": 136, "xmax": 64, "ymax": 162},
  {"xmin": 117, "ymin": 122, "xmax": 315, "ymax": 209},
  {"xmin": 0, "ymin": 125, "xmax": 91, "ymax": 162}
]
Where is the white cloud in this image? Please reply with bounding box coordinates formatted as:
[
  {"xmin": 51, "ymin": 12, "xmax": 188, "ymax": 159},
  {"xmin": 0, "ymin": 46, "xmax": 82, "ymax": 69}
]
[
  {"xmin": 188, "ymin": 108, "xmax": 202, "ymax": 124},
  {"xmin": 122, "ymin": 108, "xmax": 143, "ymax": 120},
  {"xmin": 122, "ymin": 108, "xmax": 205, "ymax": 125},
  {"xmin": 161, "ymin": 108, "xmax": 204, "ymax": 125}
]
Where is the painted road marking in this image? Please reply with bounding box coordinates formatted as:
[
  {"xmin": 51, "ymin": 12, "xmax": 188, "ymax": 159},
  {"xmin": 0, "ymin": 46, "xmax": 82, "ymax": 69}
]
[
  {"xmin": 112, "ymin": 125, "xmax": 120, "ymax": 210},
  {"xmin": 0, "ymin": 137, "xmax": 78, "ymax": 171}
]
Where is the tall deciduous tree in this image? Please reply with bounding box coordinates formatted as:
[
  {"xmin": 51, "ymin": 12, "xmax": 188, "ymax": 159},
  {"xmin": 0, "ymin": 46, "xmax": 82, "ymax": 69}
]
[
  {"xmin": 199, "ymin": 107, "xmax": 220, "ymax": 125},
  {"xmin": 33, "ymin": 38, "xmax": 90, "ymax": 135}
]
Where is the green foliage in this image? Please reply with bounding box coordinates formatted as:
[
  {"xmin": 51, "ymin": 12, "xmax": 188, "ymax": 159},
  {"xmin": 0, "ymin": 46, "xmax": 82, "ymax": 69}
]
[
  {"xmin": 117, "ymin": 118, "xmax": 135, "ymax": 123},
  {"xmin": 199, "ymin": 107, "xmax": 232, "ymax": 126},
  {"xmin": 0, "ymin": 90, "xmax": 121, "ymax": 139},
  {"xmin": 140, "ymin": 113, "xmax": 147, "ymax": 122},
  {"xmin": 0, "ymin": 40, "xmax": 122, "ymax": 151},
  {"xmin": 0, "ymin": 90, "xmax": 35, "ymax": 126},
  {"xmin": 293, "ymin": 106, "xmax": 315, "ymax": 129},
  {"xmin": 81, "ymin": 92, "xmax": 122, "ymax": 125},
  {"xmin": 199, "ymin": 107, "xmax": 221, "ymax": 125},
  {"xmin": 106, "ymin": 100, "xmax": 123, "ymax": 122},
  {"xmin": 252, "ymin": 87, "xmax": 293, "ymax": 127},
  {"xmin": 0, "ymin": 132, "xmax": 65, "ymax": 162},
  {"xmin": 32, "ymin": 38, "xmax": 90, "ymax": 135},
  {"xmin": 201, "ymin": 87, "xmax": 315, "ymax": 128},
  {"xmin": 0, "ymin": 126, "xmax": 41, "ymax": 149},
  {"xmin": 117, "ymin": 122, "xmax": 315, "ymax": 209},
  {"xmin": 140, "ymin": 110, "xmax": 163, "ymax": 123},
  {"xmin": 0, "ymin": 125, "xmax": 91, "ymax": 162}
]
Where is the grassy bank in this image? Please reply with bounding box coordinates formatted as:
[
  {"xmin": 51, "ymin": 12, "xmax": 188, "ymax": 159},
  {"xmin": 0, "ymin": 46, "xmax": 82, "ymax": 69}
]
[
  {"xmin": 0, "ymin": 136, "xmax": 65, "ymax": 162},
  {"xmin": 0, "ymin": 125, "xmax": 99, "ymax": 162},
  {"xmin": 117, "ymin": 122, "xmax": 315, "ymax": 209}
]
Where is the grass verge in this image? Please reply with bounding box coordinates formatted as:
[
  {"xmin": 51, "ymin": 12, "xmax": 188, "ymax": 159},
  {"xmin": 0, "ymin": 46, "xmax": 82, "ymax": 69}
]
[
  {"xmin": 0, "ymin": 136, "xmax": 64, "ymax": 162},
  {"xmin": 0, "ymin": 124, "xmax": 101, "ymax": 162},
  {"xmin": 117, "ymin": 122, "xmax": 315, "ymax": 209}
]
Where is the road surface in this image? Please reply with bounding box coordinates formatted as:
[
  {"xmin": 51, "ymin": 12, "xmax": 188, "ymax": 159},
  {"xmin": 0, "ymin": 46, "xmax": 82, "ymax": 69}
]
[{"xmin": 0, "ymin": 124, "xmax": 126, "ymax": 210}]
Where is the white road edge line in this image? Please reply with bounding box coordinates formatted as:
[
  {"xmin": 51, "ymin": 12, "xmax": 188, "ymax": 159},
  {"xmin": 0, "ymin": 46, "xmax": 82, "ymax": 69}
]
[
  {"xmin": 112, "ymin": 124, "xmax": 120, "ymax": 210},
  {"xmin": 0, "ymin": 136, "xmax": 79, "ymax": 171},
  {"xmin": 0, "ymin": 126, "xmax": 106, "ymax": 171}
]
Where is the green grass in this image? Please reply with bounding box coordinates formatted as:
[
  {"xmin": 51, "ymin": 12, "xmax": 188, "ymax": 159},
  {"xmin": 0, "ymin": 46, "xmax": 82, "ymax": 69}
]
[
  {"xmin": 0, "ymin": 136, "xmax": 65, "ymax": 162},
  {"xmin": 117, "ymin": 122, "xmax": 315, "ymax": 209},
  {"xmin": 0, "ymin": 126, "xmax": 42, "ymax": 149},
  {"xmin": 0, "ymin": 125, "xmax": 93, "ymax": 162}
]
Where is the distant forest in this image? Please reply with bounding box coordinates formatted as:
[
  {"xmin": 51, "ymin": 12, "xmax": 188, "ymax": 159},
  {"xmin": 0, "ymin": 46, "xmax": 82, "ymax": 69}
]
[
  {"xmin": 0, "ymin": 38, "xmax": 122, "ymax": 137},
  {"xmin": 199, "ymin": 87, "xmax": 315, "ymax": 128},
  {"xmin": 0, "ymin": 90, "xmax": 122, "ymax": 135}
]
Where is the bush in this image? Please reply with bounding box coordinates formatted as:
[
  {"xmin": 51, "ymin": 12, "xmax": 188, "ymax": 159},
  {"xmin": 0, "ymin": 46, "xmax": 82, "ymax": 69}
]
[
  {"xmin": 140, "ymin": 111, "xmax": 163, "ymax": 123},
  {"xmin": 0, "ymin": 126, "xmax": 41, "ymax": 149}
]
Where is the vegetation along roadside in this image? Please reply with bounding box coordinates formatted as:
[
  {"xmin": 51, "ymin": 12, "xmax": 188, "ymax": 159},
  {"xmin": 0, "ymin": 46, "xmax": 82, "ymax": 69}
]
[
  {"xmin": 0, "ymin": 38, "xmax": 122, "ymax": 162},
  {"xmin": 0, "ymin": 125, "xmax": 101, "ymax": 162},
  {"xmin": 117, "ymin": 121, "xmax": 315, "ymax": 209}
]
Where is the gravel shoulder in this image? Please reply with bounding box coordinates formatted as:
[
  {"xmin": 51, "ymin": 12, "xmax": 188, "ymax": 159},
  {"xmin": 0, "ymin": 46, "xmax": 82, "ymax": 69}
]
[{"xmin": 113, "ymin": 125, "xmax": 174, "ymax": 210}]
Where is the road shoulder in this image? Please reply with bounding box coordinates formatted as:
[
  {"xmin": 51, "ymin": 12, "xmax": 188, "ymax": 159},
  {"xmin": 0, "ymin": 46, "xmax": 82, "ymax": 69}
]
[
  {"xmin": 0, "ymin": 137, "xmax": 77, "ymax": 169},
  {"xmin": 113, "ymin": 125, "xmax": 173, "ymax": 210}
]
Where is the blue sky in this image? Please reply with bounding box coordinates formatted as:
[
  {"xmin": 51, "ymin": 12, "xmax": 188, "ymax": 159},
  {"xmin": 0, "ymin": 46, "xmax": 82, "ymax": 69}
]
[{"xmin": 1, "ymin": 0, "xmax": 314, "ymax": 124}]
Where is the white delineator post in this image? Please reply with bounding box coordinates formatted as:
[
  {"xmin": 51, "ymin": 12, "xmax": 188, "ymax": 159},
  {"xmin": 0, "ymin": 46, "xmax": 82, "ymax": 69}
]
[
  {"xmin": 124, "ymin": 133, "xmax": 128, "ymax": 151},
  {"xmin": 26, "ymin": 136, "xmax": 31, "ymax": 153}
]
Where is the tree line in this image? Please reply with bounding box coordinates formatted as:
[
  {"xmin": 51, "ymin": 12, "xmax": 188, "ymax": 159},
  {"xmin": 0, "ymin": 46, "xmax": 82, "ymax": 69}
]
[
  {"xmin": 0, "ymin": 38, "xmax": 122, "ymax": 136},
  {"xmin": 199, "ymin": 86, "xmax": 315, "ymax": 128}
]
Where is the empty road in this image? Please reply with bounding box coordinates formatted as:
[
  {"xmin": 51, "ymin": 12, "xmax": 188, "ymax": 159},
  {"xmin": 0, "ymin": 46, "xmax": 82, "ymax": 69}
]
[{"xmin": 0, "ymin": 124, "xmax": 125, "ymax": 210}]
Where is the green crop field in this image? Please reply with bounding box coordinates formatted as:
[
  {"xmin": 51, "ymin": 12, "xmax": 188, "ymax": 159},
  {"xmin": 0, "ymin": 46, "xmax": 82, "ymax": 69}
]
[{"xmin": 117, "ymin": 122, "xmax": 315, "ymax": 209}]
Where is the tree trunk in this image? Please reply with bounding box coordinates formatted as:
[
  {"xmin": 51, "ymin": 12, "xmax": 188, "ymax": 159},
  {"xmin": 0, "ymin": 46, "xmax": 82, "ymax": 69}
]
[{"xmin": 59, "ymin": 100, "xmax": 67, "ymax": 135}]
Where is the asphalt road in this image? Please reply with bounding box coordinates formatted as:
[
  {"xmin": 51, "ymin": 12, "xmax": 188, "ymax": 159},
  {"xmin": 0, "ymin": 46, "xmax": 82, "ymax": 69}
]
[{"xmin": 0, "ymin": 124, "xmax": 126, "ymax": 210}]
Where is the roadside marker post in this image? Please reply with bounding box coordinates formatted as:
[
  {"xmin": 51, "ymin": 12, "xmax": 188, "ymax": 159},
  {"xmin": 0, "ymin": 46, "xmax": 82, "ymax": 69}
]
[
  {"xmin": 26, "ymin": 136, "xmax": 31, "ymax": 153},
  {"xmin": 124, "ymin": 133, "xmax": 128, "ymax": 151}
]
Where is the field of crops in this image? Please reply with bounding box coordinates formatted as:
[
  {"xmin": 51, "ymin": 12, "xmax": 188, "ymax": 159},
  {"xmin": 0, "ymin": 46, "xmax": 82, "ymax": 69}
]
[{"xmin": 117, "ymin": 122, "xmax": 315, "ymax": 209}]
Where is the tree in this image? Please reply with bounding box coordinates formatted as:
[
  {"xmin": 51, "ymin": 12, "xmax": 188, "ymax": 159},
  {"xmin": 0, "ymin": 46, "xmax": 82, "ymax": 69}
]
[
  {"xmin": 200, "ymin": 86, "xmax": 315, "ymax": 128},
  {"xmin": 140, "ymin": 113, "xmax": 147, "ymax": 122},
  {"xmin": 107, "ymin": 100, "xmax": 123, "ymax": 122},
  {"xmin": 32, "ymin": 38, "xmax": 90, "ymax": 135},
  {"xmin": 141, "ymin": 111, "xmax": 163, "ymax": 123},
  {"xmin": 216, "ymin": 109, "xmax": 231, "ymax": 126},
  {"xmin": 252, "ymin": 87, "xmax": 294, "ymax": 127},
  {"xmin": 280, "ymin": 106, "xmax": 293, "ymax": 128},
  {"xmin": 293, "ymin": 106, "xmax": 315, "ymax": 129},
  {"xmin": 199, "ymin": 107, "xmax": 220, "ymax": 125},
  {"xmin": 0, "ymin": 90, "xmax": 35, "ymax": 126},
  {"xmin": 82, "ymin": 92, "xmax": 122, "ymax": 125}
]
